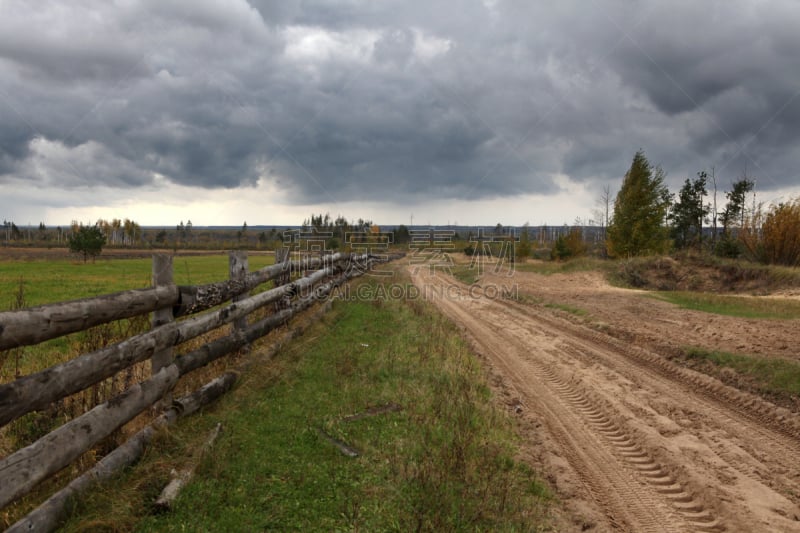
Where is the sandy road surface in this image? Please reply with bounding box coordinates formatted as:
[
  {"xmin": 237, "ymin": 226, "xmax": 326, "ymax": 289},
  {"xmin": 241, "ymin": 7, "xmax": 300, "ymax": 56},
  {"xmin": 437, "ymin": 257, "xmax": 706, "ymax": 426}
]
[{"xmin": 411, "ymin": 268, "xmax": 800, "ymax": 532}]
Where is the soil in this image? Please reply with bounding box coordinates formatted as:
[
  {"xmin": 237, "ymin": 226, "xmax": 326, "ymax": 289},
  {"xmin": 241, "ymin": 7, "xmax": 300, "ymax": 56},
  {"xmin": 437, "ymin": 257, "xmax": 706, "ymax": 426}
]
[{"xmin": 410, "ymin": 262, "xmax": 800, "ymax": 532}]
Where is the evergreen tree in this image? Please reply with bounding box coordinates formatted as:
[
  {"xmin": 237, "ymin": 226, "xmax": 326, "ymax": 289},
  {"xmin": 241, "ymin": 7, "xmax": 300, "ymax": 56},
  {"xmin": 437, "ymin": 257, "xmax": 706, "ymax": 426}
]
[
  {"xmin": 715, "ymin": 177, "xmax": 755, "ymax": 258},
  {"xmin": 607, "ymin": 150, "xmax": 672, "ymax": 257},
  {"xmin": 516, "ymin": 223, "xmax": 531, "ymax": 260},
  {"xmin": 669, "ymin": 172, "xmax": 710, "ymax": 250},
  {"xmin": 68, "ymin": 224, "xmax": 106, "ymax": 263},
  {"xmin": 720, "ymin": 178, "xmax": 755, "ymax": 234}
]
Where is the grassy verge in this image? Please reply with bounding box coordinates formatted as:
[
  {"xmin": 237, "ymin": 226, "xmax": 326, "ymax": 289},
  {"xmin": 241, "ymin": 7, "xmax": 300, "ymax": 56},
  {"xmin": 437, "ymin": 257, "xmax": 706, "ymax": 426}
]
[
  {"xmin": 514, "ymin": 257, "xmax": 611, "ymax": 276},
  {"xmin": 451, "ymin": 264, "xmax": 480, "ymax": 285},
  {"xmin": 544, "ymin": 303, "xmax": 588, "ymax": 317},
  {"xmin": 55, "ymin": 273, "xmax": 552, "ymax": 532},
  {"xmin": 651, "ymin": 292, "xmax": 800, "ymax": 319},
  {"xmin": 684, "ymin": 347, "xmax": 800, "ymax": 397}
]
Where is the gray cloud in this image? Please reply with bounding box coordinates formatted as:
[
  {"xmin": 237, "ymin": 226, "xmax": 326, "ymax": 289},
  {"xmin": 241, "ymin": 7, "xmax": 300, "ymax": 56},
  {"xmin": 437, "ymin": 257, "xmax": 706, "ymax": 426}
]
[{"xmin": 1, "ymin": 0, "xmax": 799, "ymax": 216}]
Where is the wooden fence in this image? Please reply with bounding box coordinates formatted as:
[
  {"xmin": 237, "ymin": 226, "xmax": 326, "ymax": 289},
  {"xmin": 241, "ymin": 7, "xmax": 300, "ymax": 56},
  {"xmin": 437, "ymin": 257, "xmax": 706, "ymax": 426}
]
[{"xmin": 0, "ymin": 251, "xmax": 396, "ymax": 531}]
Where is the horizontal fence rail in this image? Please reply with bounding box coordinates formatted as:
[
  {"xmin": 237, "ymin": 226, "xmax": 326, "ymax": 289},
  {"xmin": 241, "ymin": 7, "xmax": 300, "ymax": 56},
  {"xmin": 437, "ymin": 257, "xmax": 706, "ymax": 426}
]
[
  {"xmin": 0, "ymin": 286, "xmax": 180, "ymax": 351},
  {"xmin": 0, "ymin": 257, "xmax": 360, "ymax": 427},
  {"xmin": 0, "ymin": 250, "xmax": 402, "ymax": 530},
  {"xmin": 0, "ymin": 252, "xmax": 351, "ymax": 351}
]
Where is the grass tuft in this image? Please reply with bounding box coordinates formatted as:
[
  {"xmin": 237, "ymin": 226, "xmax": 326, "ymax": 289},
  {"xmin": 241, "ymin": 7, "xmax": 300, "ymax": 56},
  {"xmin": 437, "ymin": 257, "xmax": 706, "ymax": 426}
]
[
  {"xmin": 514, "ymin": 257, "xmax": 611, "ymax": 276},
  {"xmin": 451, "ymin": 265, "xmax": 481, "ymax": 285},
  {"xmin": 651, "ymin": 292, "xmax": 800, "ymax": 319},
  {"xmin": 684, "ymin": 346, "xmax": 800, "ymax": 397},
  {"xmin": 544, "ymin": 303, "xmax": 588, "ymax": 316}
]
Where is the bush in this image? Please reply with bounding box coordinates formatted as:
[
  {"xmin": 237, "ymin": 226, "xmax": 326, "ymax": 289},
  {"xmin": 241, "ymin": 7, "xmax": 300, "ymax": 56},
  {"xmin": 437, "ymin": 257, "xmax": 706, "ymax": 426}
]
[
  {"xmin": 737, "ymin": 197, "xmax": 800, "ymax": 266},
  {"xmin": 715, "ymin": 236, "xmax": 742, "ymax": 258},
  {"xmin": 551, "ymin": 229, "xmax": 587, "ymax": 261},
  {"xmin": 761, "ymin": 199, "xmax": 800, "ymax": 266}
]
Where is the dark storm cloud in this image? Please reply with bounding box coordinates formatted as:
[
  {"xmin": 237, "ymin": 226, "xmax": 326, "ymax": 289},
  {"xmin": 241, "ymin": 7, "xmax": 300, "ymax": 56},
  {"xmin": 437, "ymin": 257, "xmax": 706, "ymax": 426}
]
[{"xmin": 1, "ymin": 0, "xmax": 799, "ymax": 209}]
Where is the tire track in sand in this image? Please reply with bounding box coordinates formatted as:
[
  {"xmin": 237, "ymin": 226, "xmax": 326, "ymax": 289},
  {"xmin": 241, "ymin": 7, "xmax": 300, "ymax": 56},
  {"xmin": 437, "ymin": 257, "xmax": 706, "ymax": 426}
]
[{"xmin": 412, "ymin": 269, "xmax": 800, "ymax": 532}]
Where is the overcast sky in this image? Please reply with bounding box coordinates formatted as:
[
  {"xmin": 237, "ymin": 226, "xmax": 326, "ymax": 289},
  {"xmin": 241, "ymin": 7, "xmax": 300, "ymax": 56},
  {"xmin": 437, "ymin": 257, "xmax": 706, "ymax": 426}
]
[{"xmin": 1, "ymin": 0, "xmax": 799, "ymax": 227}]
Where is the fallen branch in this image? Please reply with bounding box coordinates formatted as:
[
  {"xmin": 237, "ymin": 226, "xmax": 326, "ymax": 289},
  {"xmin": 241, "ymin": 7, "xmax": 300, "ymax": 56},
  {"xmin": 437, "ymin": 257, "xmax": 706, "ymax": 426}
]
[
  {"xmin": 316, "ymin": 427, "xmax": 360, "ymax": 458},
  {"xmin": 154, "ymin": 422, "xmax": 223, "ymax": 512},
  {"xmin": 341, "ymin": 402, "xmax": 403, "ymax": 423}
]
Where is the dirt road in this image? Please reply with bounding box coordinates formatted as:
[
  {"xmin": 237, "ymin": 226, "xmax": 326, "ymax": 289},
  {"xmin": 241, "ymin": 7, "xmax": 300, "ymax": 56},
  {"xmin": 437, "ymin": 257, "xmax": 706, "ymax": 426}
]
[{"xmin": 411, "ymin": 268, "xmax": 800, "ymax": 532}]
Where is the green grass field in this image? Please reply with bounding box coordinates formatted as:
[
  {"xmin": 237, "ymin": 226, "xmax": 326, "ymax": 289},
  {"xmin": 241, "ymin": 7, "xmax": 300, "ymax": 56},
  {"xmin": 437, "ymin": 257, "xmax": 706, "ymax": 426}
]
[
  {"xmin": 52, "ymin": 273, "xmax": 552, "ymax": 532},
  {"xmin": 0, "ymin": 253, "xmax": 275, "ymax": 309}
]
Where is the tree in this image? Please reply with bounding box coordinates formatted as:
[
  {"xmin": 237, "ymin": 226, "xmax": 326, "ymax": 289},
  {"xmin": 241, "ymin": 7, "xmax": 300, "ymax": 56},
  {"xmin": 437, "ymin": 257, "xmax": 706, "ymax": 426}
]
[
  {"xmin": 551, "ymin": 228, "xmax": 586, "ymax": 261},
  {"xmin": 516, "ymin": 223, "xmax": 531, "ymax": 260},
  {"xmin": 239, "ymin": 221, "xmax": 248, "ymax": 246},
  {"xmin": 669, "ymin": 172, "xmax": 710, "ymax": 250},
  {"xmin": 394, "ymin": 224, "xmax": 410, "ymax": 244},
  {"xmin": 716, "ymin": 177, "xmax": 755, "ymax": 257},
  {"xmin": 68, "ymin": 224, "xmax": 106, "ymax": 263},
  {"xmin": 606, "ymin": 150, "xmax": 672, "ymax": 257},
  {"xmin": 592, "ymin": 184, "xmax": 612, "ymax": 248},
  {"xmin": 710, "ymin": 166, "xmax": 719, "ymax": 246},
  {"xmin": 720, "ymin": 177, "xmax": 755, "ymax": 234},
  {"xmin": 112, "ymin": 218, "xmax": 122, "ymax": 245}
]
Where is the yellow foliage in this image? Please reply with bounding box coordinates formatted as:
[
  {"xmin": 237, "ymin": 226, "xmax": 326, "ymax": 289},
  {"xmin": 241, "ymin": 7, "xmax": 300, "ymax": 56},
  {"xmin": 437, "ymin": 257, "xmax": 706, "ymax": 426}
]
[
  {"xmin": 761, "ymin": 199, "xmax": 800, "ymax": 266},
  {"xmin": 740, "ymin": 197, "xmax": 800, "ymax": 266}
]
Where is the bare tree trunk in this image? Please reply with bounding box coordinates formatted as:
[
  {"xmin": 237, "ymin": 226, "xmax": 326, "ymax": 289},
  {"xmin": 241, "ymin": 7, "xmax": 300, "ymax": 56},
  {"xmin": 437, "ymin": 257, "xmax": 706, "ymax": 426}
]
[{"xmin": 710, "ymin": 166, "xmax": 717, "ymax": 247}]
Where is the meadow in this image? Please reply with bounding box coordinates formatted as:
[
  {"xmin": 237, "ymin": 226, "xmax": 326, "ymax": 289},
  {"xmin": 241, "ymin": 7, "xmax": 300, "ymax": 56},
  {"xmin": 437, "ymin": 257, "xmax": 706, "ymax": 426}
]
[{"xmin": 0, "ymin": 252, "xmax": 275, "ymax": 309}]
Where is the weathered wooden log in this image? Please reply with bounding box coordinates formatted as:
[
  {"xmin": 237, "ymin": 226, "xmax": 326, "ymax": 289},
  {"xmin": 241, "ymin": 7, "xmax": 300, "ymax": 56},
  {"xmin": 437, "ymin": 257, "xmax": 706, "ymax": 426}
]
[
  {"xmin": 0, "ymin": 252, "xmax": 376, "ymax": 353},
  {"xmin": 0, "ymin": 263, "xmax": 350, "ymax": 427},
  {"xmin": 154, "ymin": 422, "xmax": 222, "ymax": 511},
  {"xmin": 0, "ymin": 365, "xmax": 180, "ymax": 510},
  {"xmin": 6, "ymin": 372, "xmax": 237, "ymax": 533},
  {"xmin": 174, "ymin": 252, "xmax": 355, "ymax": 316},
  {"xmin": 174, "ymin": 270, "xmax": 352, "ymax": 377},
  {"xmin": 0, "ymin": 285, "xmax": 179, "ymax": 351},
  {"xmin": 0, "ymin": 252, "xmax": 362, "ymax": 353},
  {"xmin": 175, "ymin": 309, "xmax": 291, "ymax": 377}
]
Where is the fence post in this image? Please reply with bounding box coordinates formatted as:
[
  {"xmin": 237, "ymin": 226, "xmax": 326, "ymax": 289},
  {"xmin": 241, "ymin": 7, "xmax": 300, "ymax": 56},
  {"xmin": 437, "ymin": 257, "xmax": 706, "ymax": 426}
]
[
  {"xmin": 229, "ymin": 250, "xmax": 249, "ymax": 333},
  {"xmin": 274, "ymin": 247, "xmax": 290, "ymax": 286},
  {"xmin": 151, "ymin": 255, "xmax": 174, "ymax": 375}
]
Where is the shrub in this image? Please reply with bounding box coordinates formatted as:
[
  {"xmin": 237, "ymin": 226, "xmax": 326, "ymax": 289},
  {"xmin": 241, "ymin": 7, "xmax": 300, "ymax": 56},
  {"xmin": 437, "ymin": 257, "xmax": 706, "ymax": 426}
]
[
  {"xmin": 761, "ymin": 199, "xmax": 800, "ymax": 266},
  {"xmin": 738, "ymin": 197, "xmax": 800, "ymax": 266},
  {"xmin": 551, "ymin": 228, "xmax": 587, "ymax": 261}
]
